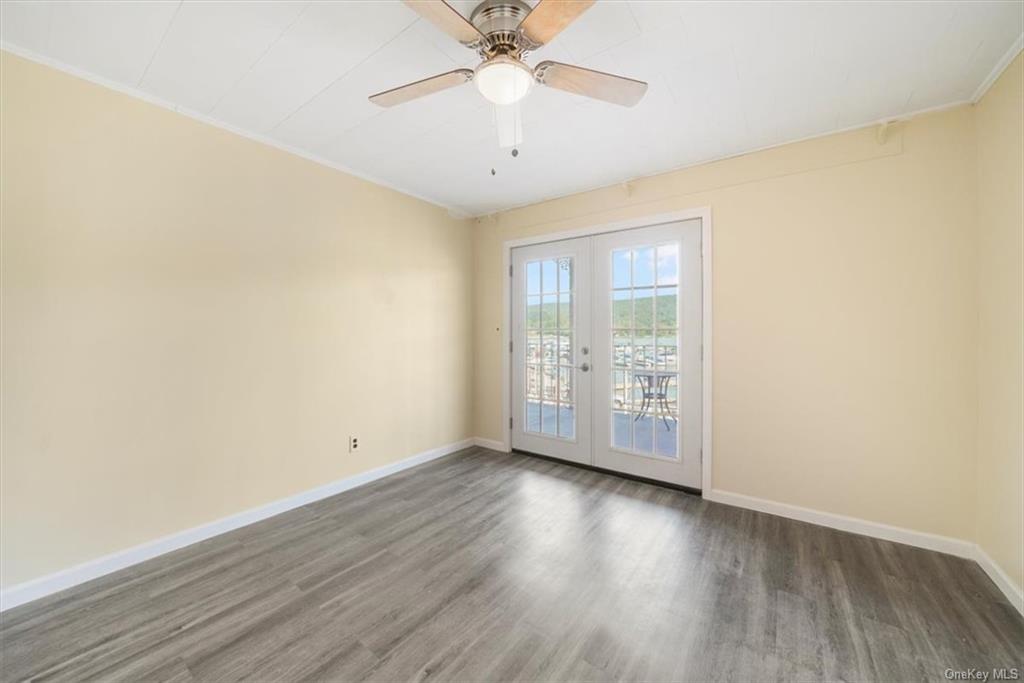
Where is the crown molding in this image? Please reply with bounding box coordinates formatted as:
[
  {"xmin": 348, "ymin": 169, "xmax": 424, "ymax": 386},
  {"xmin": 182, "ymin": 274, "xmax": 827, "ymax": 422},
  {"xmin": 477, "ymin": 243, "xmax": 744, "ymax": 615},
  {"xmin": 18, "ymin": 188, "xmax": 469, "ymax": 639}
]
[{"xmin": 971, "ymin": 33, "xmax": 1024, "ymax": 103}]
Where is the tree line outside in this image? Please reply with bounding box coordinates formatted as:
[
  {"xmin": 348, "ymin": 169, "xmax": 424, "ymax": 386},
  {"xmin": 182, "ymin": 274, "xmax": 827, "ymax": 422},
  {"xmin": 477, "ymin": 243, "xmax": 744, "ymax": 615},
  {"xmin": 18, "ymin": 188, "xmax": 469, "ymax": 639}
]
[{"xmin": 527, "ymin": 291, "xmax": 678, "ymax": 331}]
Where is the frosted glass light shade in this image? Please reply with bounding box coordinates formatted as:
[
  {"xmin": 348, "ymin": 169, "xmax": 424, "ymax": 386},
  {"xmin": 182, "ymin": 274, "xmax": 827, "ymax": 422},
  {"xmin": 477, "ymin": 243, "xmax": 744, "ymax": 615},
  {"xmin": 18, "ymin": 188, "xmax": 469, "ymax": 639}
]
[{"xmin": 475, "ymin": 56, "xmax": 533, "ymax": 105}]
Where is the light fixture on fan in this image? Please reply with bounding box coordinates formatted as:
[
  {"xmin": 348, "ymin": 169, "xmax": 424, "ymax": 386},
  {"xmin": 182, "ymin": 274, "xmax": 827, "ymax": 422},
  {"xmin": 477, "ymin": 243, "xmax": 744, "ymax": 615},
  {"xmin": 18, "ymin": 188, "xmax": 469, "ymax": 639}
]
[
  {"xmin": 475, "ymin": 55, "xmax": 533, "ymax": 105},
  {"xmin": 368, "ymin": 0, "xmax": 647, "ymax": 148}
]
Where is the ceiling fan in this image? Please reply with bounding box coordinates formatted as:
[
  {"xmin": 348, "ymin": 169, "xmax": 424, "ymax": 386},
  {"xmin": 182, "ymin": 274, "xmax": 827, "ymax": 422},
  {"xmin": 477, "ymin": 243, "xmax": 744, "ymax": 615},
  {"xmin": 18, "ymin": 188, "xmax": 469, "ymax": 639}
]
[{"xmin": 368, "ymin": 0, "xmax": 648, "ymax": 110}]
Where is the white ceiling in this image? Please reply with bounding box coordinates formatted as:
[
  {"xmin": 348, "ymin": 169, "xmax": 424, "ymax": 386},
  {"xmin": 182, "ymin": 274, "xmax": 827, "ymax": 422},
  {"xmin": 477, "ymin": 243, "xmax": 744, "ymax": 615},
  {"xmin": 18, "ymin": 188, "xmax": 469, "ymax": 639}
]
[{"xmin": 2, "ymin": 1, "xmax": 1022, "ymax": 216}]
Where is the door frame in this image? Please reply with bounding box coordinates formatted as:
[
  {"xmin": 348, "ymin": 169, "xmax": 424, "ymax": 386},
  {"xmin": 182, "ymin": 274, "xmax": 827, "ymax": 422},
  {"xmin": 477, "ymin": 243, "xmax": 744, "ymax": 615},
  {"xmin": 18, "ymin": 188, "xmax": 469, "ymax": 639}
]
[{"xmin": 500, "ymin": 207, "xmax": 714, "ymax": 493}]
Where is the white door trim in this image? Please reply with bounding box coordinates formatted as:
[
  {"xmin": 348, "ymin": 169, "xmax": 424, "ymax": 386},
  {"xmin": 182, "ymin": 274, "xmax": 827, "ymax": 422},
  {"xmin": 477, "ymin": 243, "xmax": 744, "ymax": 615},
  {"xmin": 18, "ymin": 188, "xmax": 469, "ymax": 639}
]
[{"xmin": 500, "ymin": 207, "xmax": 713, "ymax": 493}]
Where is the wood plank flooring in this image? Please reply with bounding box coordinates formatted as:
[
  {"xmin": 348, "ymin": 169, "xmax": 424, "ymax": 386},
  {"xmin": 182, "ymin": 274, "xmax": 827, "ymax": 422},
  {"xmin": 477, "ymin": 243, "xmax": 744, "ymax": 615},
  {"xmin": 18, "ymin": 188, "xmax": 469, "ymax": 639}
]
[{"xmin": 2, "ymin": 447, "xmax": 1021, "ymax": 682}]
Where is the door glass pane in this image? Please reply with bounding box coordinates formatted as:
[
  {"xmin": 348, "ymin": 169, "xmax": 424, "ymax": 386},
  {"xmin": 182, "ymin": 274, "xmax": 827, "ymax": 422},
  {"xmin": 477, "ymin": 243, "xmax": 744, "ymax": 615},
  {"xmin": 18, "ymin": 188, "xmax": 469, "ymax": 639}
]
[
  {"xmin": 558, "ymin": 333, "xmax": 573, "ymax": 364},
  {"xmin": 612, "ymin": 330, "xmax": 630, "ymax": 368},
  {"xmin": 660, "ymin": 374, "xmax": 678, "ymax": 416},
  {"xmin": 656, "ymin": 244, "xmax": 678, "ymax": 285},
  {"xmin": 558, "ymin": 293, "xmax": 572, "ymax": 329},
  {"xmin": 527, "ymin": 261, "xmax": 541, "ymax": 295},
  {"xmin": 656, "ymin": 333, "xmax": 677, "ymax": 371},
  {"xmin": 542, "ymin": 260, "xmax": 558, "ymax": 293},
  {"xmin": 542, "ymin": 402, "xmax": 558, "ymax": 435},
  {"xmin": 655, "ymin": 374, "xmax": 678, "ymax": 457},
  {"xmin": 541, "ymin": 365, "xmax": 557, "ymax": 401},
  {"xmin": 634, "ymin": 289, "xmax": 653, "ymax": 329},
  {"xmin": 612, "ymin": 249, "xmax": 631, "ymax": 289},
  {"xmin": 558, "ymin": 257, "xmax": 573, "ymax": 291},
  {"xmin": 612, "ymin": 291, "xmax": 631, "ymax": 328},
  {"xmin": 526, "ymin": 331, "xmax": 541, "ymax": 363},
  {"xmin": 657, "ymin": 286, "xmax": 677, "ymax": 329},
  {"xmin": 541, "ymin": 294, "xmax": 558, "ymax": 329},
  {"xmin": 634, "ymin": 413, "xmax": 654, "ymax": 453},
  {"xmin": 612, "ymin": 411, "xmax": 631, "ymax": 449},
  {"xmin": 607, "ymin": 242, "xmax": 681, "ymax": 460},
  {"xmin": 559, "ymin": 406, "xmax": 575, "ymax": 439},
  {"xmin": 527, "ymin": 400, "xmax": 541, "ymax": 432},
  {"xmin": 656, "ymin": 426, "xmax": 677, "ymax": 458},
  {"xmin": 526, "ymin": 365, "xmax": 540, "ymax": 401},
  {"xmin": 626, "ymin": 374, "xmax": 643, "ymax": 411},
  {"xmin": 542, "ymin": 334, "xmax": 557, "ymax": 364},
  {"xmin": 633, "ymin": 247, "xmax": 655, "ymax": 287},
  {"xmin": 612, "ymin": 370, "xmax": 629, "ymax": 410},
  {"xmin": 527, "ymin": 296, "xmax": 541, "ymax": 329},
  {"xmin": 558, "ymin": 367, "xmax": 573, "ymax": 403},
  {"xmin": 524, "ymin": 255, "xmax": 576, "ymax": 440},
  {"xmin": 634, "ymin": 330, "xmax": 654, "ymax": 369}
]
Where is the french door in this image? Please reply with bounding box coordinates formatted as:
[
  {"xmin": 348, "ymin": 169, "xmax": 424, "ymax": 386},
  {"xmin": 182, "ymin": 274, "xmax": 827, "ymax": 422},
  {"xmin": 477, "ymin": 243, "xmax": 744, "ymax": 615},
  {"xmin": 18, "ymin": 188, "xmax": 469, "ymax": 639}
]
[
  {"xmin": 511, "ymin": 220, "xmax": 702, "ymax": 489},
  {"xmin": 510, "ymin": 237, "xmax": 592, "ymax": 464}
]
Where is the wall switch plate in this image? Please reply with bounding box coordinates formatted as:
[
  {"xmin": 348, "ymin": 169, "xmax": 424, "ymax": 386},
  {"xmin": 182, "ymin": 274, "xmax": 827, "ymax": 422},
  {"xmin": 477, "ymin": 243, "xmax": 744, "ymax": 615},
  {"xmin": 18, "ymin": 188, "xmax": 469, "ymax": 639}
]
[{"xmin": 348, "ymin": 436, "xmax": 360, "ymax": 453}]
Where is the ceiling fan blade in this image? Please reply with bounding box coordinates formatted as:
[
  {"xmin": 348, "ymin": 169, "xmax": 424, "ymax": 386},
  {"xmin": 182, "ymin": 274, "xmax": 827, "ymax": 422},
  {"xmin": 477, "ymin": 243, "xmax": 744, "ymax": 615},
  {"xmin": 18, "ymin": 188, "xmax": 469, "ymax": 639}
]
[
  {"xmin": 403, "ymin": 0, "xmax": 485, "ymax": 46},
  {"xmin": 369, "ymin": 69, "xmax": 474, "ymax": 107},
  {"xmin": 534, "ymin": 61, "xmax": 647, "ymax": 107},
  {"xmin": 518, "ymin": 0, "xmax": 594, "ymax": 47}
]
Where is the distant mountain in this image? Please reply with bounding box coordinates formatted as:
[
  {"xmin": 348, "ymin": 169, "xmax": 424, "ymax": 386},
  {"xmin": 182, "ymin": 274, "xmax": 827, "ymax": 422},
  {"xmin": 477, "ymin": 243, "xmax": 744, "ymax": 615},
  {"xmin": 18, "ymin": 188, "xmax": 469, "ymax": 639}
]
[{"xmin": 527, "ymin": 292, "xmax": 678, "ymax": 330}]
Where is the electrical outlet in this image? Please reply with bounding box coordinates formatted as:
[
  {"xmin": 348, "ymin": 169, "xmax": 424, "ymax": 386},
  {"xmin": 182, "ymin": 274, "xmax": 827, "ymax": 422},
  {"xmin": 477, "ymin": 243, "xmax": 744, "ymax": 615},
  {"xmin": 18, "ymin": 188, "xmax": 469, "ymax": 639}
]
[{"xmin": 348, "ymin": 436, "xmax": 360, "ymax": 453}]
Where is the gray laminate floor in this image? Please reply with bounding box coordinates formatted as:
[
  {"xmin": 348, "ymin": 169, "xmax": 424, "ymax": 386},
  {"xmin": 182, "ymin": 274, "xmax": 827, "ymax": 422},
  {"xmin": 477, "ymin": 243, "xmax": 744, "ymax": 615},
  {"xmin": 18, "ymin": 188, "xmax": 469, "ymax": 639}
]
[{"xmin": 2, "ymin": 447, "xmax": 1021, "ymax": 682}]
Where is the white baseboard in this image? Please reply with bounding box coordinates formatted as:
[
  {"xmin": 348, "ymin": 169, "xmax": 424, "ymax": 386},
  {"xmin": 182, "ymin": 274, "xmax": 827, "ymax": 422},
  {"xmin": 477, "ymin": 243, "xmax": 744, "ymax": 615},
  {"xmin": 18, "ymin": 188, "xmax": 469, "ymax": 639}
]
[
  {"xmin": 472, "ymin": 437, "xmax": 509, "ymax": 452},
  {"xmin": 7, "ymin": 453, "xmax": 1020, "ymax": 619},
  {"xmin": 973, "ymin": 544, "xmax": 1024, "ymax": 617},
  {"xmin": 703, "ymin": 489, "xmax": 974, "ymax": 557},
  {"xmin": 0, "ymin": 438, "xmax": 474, "ymax": 612},
  {"xmin": 704, "ymin": 488, "xmax": 1024, "ymax": 617}
]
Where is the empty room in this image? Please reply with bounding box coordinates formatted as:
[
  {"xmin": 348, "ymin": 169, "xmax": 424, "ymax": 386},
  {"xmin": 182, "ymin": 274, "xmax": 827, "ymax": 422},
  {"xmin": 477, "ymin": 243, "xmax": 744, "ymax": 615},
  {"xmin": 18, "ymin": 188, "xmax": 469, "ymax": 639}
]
[{"xmin": 1, "ymin": 0, "xmax": 1022, "ymax": 681}]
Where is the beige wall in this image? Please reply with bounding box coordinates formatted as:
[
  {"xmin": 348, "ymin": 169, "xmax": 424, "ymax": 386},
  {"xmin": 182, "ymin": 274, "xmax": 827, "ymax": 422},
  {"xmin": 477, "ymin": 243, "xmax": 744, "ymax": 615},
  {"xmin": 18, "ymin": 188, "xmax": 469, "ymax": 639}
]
[
  {"xmin": 974, "ymin": 52, "xmax": 1024, "ymax": 592},
  {"xmin": 0, "ymin": 52, "xmax": 473, "ymax": 587},
  {"xmin": 3, "ymin": 45, "xmax": 1021, "ymax": 599},
  {"xmin": 474, "ymin": 106, "xmax": 981, "ymax": 543}
]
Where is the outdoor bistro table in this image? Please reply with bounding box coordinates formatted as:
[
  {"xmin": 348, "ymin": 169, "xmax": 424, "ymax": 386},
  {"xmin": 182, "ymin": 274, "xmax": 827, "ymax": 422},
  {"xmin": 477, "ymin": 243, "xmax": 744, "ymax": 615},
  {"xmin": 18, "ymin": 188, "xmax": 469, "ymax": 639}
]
[{"xmin": 632, "ymin": 370, "xmax": 678, "ymax": 430}]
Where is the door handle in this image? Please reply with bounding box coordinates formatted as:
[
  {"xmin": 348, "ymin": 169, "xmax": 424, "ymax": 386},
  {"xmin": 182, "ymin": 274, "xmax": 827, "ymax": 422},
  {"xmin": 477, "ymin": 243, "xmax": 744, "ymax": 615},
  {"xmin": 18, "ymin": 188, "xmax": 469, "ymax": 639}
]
[{"xmin": 578, "ymin": 362, "xmax": 590, "ymax": 372}]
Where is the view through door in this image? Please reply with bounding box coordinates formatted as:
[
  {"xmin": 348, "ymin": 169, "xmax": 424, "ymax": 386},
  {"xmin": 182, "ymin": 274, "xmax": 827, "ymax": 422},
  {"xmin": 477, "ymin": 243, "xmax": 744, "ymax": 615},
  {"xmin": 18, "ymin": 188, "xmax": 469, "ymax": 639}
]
[{"xmin": 511, "ymin": 219, "xmax": 702, "ymax": 489}]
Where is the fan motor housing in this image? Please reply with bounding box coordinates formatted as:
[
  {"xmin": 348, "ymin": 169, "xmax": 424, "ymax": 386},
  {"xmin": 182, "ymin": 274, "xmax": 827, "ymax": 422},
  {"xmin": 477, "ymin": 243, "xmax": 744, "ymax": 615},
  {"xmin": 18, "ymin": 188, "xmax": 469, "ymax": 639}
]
[{"xmin": 470, "ymin": 0, "xmax": 533, "ymax": 57}]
